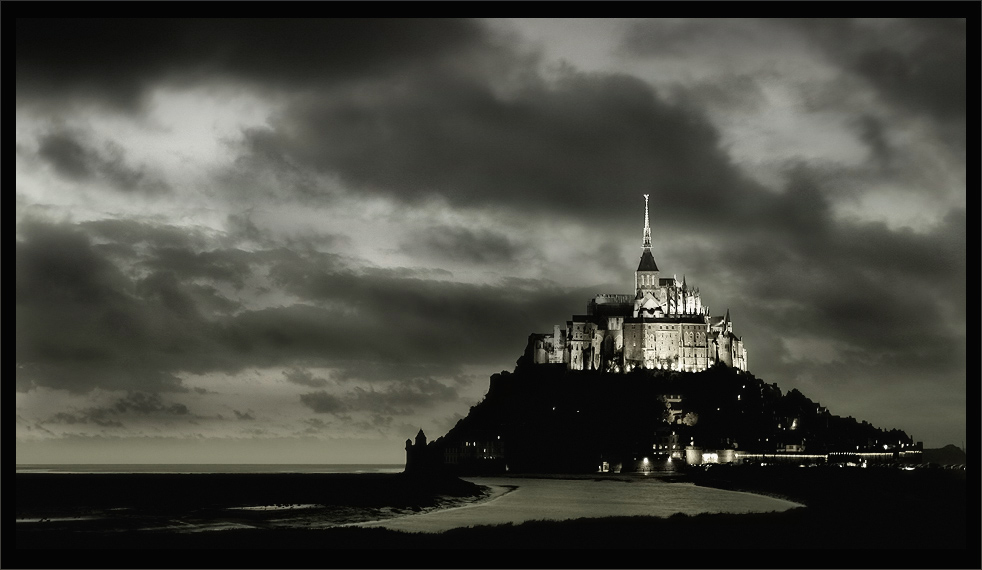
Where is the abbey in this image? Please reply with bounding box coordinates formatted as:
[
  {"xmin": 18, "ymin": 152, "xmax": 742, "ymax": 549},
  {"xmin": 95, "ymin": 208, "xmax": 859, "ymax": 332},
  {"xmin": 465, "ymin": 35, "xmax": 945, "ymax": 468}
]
[{"xmin": 526, "ymin": 195, "xmax": 748, "ymax": 373}]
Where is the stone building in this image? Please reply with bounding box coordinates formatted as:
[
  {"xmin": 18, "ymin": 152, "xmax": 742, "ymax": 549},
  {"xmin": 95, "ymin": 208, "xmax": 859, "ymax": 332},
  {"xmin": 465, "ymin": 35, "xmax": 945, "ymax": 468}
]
[
  {"xmin": 404, "ymin": 428, "xmax": 432, "ymax": 475},
  {"xmin": 526, "ymin": 195, "xmax": 748, "ymax": 373}
]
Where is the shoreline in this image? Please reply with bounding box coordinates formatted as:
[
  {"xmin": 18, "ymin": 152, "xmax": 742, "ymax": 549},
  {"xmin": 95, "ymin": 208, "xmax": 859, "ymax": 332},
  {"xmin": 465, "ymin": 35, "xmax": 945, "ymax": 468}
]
[{"xmin": 343, "ymin": 482, "xmax": 519, "ymax": 530}]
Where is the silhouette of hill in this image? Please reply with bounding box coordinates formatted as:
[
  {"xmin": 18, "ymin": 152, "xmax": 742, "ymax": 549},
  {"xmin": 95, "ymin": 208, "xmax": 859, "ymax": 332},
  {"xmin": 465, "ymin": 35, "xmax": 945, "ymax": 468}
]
[{"xmin": 429, "ymin": 362, "xmax": 916, "ymax": 474}]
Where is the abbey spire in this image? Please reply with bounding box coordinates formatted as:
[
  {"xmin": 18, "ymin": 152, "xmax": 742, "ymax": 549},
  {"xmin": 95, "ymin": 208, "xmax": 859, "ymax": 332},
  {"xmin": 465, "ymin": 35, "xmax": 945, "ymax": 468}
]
[
  {"xmin": 637, "ymin": 194, "xmax": 659, "ymax": 276},
  {"xmin": 642, "ymin": 193, "xmax": 652, "ymax": 250}
]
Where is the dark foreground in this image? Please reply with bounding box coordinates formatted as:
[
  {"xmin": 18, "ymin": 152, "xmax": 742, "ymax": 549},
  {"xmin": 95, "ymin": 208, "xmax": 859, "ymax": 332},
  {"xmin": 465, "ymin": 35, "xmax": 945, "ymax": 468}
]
[{"xmin": 13, "ymin": 466, "xmax": 973, "ymax": 567}]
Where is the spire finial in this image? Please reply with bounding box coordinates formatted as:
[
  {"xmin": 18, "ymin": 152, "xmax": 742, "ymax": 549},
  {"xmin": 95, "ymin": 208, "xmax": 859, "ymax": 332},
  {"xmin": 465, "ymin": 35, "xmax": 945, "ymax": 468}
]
[{"xmin": 642, "ymin": 194, "xmax": 651, "ymax": 250}]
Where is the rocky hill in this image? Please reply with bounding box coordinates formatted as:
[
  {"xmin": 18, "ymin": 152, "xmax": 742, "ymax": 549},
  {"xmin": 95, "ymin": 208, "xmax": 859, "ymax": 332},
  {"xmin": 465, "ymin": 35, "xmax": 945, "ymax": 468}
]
[{"xmin": 428, "ymin": 362, "xmax": 915, "ymax": 474}]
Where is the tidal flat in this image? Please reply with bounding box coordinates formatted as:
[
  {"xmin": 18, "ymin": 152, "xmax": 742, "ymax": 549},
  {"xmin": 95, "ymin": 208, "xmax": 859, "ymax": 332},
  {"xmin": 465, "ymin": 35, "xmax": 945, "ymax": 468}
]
[{"xmin": 13, "ymin": 467, "xmax": 971, "ymax": 567}]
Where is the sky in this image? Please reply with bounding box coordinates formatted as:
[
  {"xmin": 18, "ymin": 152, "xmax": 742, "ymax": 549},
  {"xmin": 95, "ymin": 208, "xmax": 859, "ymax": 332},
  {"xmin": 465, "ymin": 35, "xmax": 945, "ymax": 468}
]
[{"xmin": 15, "ymin": 18, "xmax": 966, "ymax": 463}]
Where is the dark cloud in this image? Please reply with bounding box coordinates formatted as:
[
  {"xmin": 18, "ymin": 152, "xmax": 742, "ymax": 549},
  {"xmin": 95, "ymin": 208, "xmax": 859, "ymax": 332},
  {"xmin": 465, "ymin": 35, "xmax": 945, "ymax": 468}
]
[
  {"xmin": 347, "ymin": 378, "xmax": 459, "ymax": 416},
  {"xmin": 49, "ymin": 411, "xmax": 124, "ymax": 429},
  {"xmin": 233, "ymin": 410, "xmax": 255, "ymax": 421},
  {"xmin": 225, "ymin": 213, "xmax": 267, "ymax": 245},
  {"xmin": 848, "ymin": 19, "xmax": 966, "ymax": 125},
  {"xmin": 621, "ymin": 18, "xmax": 965, "ymax": 155},
  {"xmin": 16, "ymin": 220, "xmax": 218, "ymax": 392},
  {"xmin": 15, "ymin": 218, "xmax": 276, "ymax": 393},
  {"xmin": 400, "ymin": 224, "xmax": 528, "ymax": 265},
  {"xmin": 853, "ymin": 114, "xmax": 893, "ymax": 169},
  {"xmin": 35, "ymin": 129, "xmax": 169, "ymax": 194},
  {"xmin": 16, "ymin": 18, "xmax": 490, "ymax": 112},
  {"xmin": 283, "ymin": 367, "xmax": 329, "ymax": 388},
  {"xmin": 624, "ymin": 18, "xmax": 965, "ymax": 124},
  {"xmin": 112, "ymin": 392, "xmax": 190, "ymax": 415},
  {"xmin": 226, "ymin": 36, "xmax": 917, "ymax": 290},
  {"xmin": 134, "ymin": 271, "xmax": 240, "ymax": 320},
  {"xmin": 329, "ymin": 361, "xmax": 466, "ymax": 385},
  {"xmin": 223, "ymin": 212, "xmax": 350, "ymax": 253},
  {"xmin": 685, "ymin": 202, "xmax": 965, "ymax": 384},
  {"xmin": 299, "ymin": 378, "xmax": 459, "ymax": 417},
  {"xmin": 361, "ymin": 266, "xmax": 456, "ymax": 281},
  {"xmin": 26, "ymin": 18, "xmax": 831, "ymax": 244},
  {"xmin": 188, "ymin": 284, "xmax": 243, "ymax": 317},
  {"xmin": 36, "ymin": 130, "xmax": 95, "ymax": 180},
  {"xmin": 16, "ymin": 218, "xmax": 132, "ymax": 304},
  {"xmin": 135, "ymin": 271, "xmax": 201, "ymax": 320},
  {"xmin": 619, "ymin": 18, "xmax": 768, "ymax": 58},
  {"xmin": 302, "ymin": 418, "xmax": 331, "ymax": 430},
  {"xmin": 262, "ymin": 259, "xmax": 593, "ymax": 366},
  {"xmin": 79, "ymin": 219, "xmax": 210, "ymax": 251},
  {"xmin": 777, "ymin": 18, "xmax": 965, "ymax": 149},
  {"xmin": 44, "ymin": 392, "xmax": 190, "ymax": 429},
  {"xmin": 236, "ymin": 68, "xmax": 751, "ymax": 228},
  {"xmin": 299, "ymin": 391, "xmax": 346, "ymax": 414},
  {"xmin": 139, "ymin": 247, "xmax": 252, "ymax": 289}
]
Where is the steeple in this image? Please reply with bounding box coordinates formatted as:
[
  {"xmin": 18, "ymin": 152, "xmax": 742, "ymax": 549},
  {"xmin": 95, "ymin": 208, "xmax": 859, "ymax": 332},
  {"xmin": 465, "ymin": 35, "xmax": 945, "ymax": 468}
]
[
  {"xmin": 637, "ymin": 194, "xmax": 659, "ymax": 273},
  {"xmin": 642, "ymin": 194, "xmax": 652, "ymax": 250}
]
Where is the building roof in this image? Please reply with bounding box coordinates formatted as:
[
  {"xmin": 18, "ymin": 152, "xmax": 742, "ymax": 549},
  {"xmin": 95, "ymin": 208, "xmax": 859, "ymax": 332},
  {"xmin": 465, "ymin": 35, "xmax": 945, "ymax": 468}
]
[{"xmin": 637, "ymin": 249, "xmax": 659, "ymax": 272}]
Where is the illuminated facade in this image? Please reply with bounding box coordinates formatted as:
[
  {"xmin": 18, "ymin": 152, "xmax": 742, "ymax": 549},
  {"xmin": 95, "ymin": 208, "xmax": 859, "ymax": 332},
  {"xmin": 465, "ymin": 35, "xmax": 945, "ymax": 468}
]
[{"xmin": 527, "ymin": 195, "xmax": 748, "ymax": 373}]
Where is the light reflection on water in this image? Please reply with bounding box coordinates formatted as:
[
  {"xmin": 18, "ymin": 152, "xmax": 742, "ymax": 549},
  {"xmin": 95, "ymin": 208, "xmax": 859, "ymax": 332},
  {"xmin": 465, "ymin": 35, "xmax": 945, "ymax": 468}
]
[{"xmin": 359, "ymin": 476, "xmax": 803, "ymax": 533}]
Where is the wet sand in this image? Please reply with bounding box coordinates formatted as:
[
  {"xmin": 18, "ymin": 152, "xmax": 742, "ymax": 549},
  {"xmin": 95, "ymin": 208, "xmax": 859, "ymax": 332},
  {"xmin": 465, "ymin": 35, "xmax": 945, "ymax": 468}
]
[{"xmin": 355, "ymin": 475, "xmax": 802, "ymax": 533}]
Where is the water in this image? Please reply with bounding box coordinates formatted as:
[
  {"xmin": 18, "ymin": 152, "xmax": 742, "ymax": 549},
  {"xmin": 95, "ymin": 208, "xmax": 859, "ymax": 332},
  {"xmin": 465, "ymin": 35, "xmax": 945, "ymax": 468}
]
[
  {"xmin": 358, "ymin": 475, "xmax": 803, "ymax": 533},
  {"xmin": 15, "ymin": 464, "xmax": 405, "ymax": 474}
]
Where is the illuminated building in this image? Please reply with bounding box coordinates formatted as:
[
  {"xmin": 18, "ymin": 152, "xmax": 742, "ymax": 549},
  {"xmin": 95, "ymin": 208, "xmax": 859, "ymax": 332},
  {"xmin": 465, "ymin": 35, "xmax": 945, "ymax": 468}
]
[{"xmin": 527, "ymin": 195, "xmax": 748, "ymax": 373}]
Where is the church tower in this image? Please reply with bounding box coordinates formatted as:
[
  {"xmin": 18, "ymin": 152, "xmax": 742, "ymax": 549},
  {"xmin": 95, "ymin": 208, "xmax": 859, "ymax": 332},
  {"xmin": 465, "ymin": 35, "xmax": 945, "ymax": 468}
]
[{"xmin": 635, "ymin": 194, "xmax": 660, "ymax": 298}]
